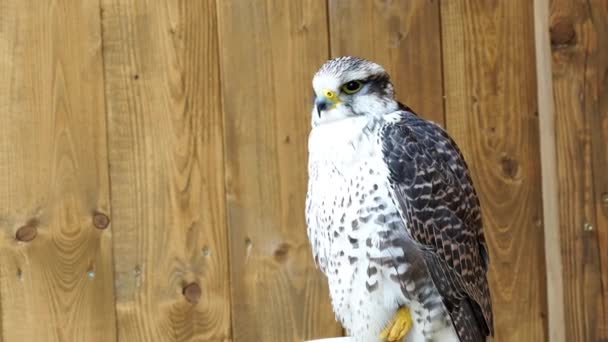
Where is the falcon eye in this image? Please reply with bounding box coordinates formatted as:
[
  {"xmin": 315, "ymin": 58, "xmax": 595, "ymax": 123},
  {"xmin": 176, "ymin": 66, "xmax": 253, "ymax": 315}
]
[{"xmin": 342, "ymin": 80, "xmax": 363, "ymax": 94}]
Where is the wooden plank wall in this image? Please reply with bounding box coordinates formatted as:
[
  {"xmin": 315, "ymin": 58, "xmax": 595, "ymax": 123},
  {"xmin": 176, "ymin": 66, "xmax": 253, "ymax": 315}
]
[
  {"xmin": 545, "ymin": 0, "xmax": 608, "ymax": 341},
  {"xmin": 0, "ymin": 1, "xmax": 117, "ymax": 341},
  {"xmin": 101, "ymin": 0, "xmax": 232, "ymax": 340},
  {"xmin": 216, "ymin": 1, "xmax": 339, "ymax": 341},
  {"xmin": 0, "ymin": 0, "xmax": 605, "ymax": 341}
]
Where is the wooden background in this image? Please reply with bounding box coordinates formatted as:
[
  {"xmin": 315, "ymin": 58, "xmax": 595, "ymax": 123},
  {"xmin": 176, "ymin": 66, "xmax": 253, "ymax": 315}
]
[{"xmin": 0, "ymin": 0, "xmax": 605, "ymax": 341}]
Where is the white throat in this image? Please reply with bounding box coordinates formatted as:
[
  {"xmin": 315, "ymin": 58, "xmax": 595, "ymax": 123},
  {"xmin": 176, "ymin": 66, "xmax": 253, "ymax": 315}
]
[{"xmin": 308, "ymin": 116, "xmax": 379, "ymax": 164}]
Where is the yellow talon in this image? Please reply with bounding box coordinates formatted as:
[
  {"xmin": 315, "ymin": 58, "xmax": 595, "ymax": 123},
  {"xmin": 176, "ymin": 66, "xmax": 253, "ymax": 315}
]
[{"xmin": 380, "ymin": 306, "xmax": 413, "ymax": 341}]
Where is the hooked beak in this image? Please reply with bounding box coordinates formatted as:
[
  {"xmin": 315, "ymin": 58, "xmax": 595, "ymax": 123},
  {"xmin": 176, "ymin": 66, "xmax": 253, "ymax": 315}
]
[{"xmin": 315, "ymin": 89, "xmax": 341, "ymax": 117}]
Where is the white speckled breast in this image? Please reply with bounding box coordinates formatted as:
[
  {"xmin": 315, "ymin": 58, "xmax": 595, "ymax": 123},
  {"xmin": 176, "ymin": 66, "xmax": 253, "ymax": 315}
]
[{"xmin": 306, "ymin": 115, "xmax": 458, "ymax": 342}]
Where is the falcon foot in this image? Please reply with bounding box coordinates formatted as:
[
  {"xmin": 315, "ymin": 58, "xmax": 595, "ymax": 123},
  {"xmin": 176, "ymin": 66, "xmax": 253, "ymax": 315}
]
[{"xmin": 380, "ymin": 306, "xmax": 412, "ymax": 341}]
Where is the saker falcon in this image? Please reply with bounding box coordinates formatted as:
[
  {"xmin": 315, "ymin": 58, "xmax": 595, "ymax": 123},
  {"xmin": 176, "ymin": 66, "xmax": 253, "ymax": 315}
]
[{"xmin": 305, "ymin": 56, "xmax": 493, "ymax": 342}]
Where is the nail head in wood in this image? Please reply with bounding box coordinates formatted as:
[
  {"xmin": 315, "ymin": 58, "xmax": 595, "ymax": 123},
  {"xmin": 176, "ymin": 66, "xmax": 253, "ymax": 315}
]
[
  {"xmin": 183, "ymin": 282, "xmax": 202, "ymax": 304},
  {"xmin": 93, "ymin": 212, "xmax": 110, "ymax": 229},
  {"xmin": 583, "ymin": 222, "xmax": 594, "ymax": 232}
]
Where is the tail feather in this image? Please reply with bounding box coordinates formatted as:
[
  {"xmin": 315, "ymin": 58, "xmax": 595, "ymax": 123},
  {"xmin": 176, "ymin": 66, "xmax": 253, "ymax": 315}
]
[{"xmin": 449, "ymin": 299, "xmax": 486, "ymax": 342}]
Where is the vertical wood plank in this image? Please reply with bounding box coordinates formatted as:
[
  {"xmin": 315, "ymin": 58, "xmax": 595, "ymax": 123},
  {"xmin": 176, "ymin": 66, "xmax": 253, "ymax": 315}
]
[
  {"xmin": 328, "ymin": 0, "xmax": 444, "ymax": 125},
  {"xmin": 216, "ymin": 1, "xmax": 341, "ymax": 340},
  {"xmin": 533, "ymin": 1, "xmax": 566, "ymax": 341},
  {"xmin": 441, "ymin": 1, "xmax": 547, "ymax": 341},
  {"xmin": 548, "ymin": 0, "xmax": 608, "ymax": 340},
  {"xmin": 586, "ymin": 2, "xmax": 608, "ymax": 339},
  {"xmin": 101, "ymin": 0, "xmax": 231, "ymax": 340},
  {"xmin": 0, "ymin": 1, "xmax": 117, "ymax": 341}
]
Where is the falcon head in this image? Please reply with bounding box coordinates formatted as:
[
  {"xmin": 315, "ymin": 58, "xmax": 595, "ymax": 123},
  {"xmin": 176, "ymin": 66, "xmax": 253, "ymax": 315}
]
[{"xmin": 311, "ymin": 56, "xmax": 399, "ymax": 126}]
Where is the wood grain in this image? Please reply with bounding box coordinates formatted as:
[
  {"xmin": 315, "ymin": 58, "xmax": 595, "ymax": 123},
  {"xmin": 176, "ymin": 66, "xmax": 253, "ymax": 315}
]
[
  {"xmin": 328, "ymin": 0, "xmax": 444, "ymax": 125},
  {"xmin": 0, "ymin": 1, "xmax": 606, "ymax": 340},
  {"xmin": 534, "ymin": 0, "xmax": 566, "ymax": 341},
  {"xmin": 0, "ymin": 0, "xmax": 117, "ymax": 341},
  {"xmin": 585, "ymin": 2, "xmax": 608, "ymax": 339},
  {"xmin": 216, "ymin": 1, "xmax": 342, "ymax": 340},
  {"xmin": 548, "ymin": 0, "xmax": 608, "ymax": 340},
  {"xmin": 440, "ymin": 1, "xmax": 547, "ymax": 341},
  {"xmin": 101, "ymin": 0, "xmax": 231, "ymax": 340}
]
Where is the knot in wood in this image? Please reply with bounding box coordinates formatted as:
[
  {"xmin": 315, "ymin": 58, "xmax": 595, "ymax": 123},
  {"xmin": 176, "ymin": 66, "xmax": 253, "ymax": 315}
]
[
  {"xmin": 93, "ymin": 212, "xmax": 110, "ymax": 229},
  {"xmin": 16, "ymin": 219, "xmax": 38, "ymax": 242},
  {"xmin": 550, "ymin": 18, "xmax": 576, "ymax": 47},
  {"xmin": 273, "ymin": 242, "xmax": 290, "ymax": 263},
  {"xmin": 500, "ymin": 156, "xmax": 519, "ymax": 179},
  {"xmin": 183, "ymin": 282, "xmax": 202, "ymax": 304}
]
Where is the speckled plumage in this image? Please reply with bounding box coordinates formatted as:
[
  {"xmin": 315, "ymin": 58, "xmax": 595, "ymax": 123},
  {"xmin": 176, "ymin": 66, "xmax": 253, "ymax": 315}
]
[{"xmin": 305, "ymin": 57, "xmax": 493, "ymax": 342}]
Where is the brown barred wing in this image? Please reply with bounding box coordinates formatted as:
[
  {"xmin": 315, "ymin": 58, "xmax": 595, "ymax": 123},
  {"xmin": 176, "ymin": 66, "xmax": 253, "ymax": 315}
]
[{"xmin": 381, "ymin": 110, "xmax": 493, "ymax": 341}]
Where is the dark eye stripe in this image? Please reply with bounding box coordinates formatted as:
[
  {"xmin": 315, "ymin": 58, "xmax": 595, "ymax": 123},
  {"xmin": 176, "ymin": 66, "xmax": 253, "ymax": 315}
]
[
  {"xmin": 360, "ymin": 73, "xmax": 391, "ymax": 96},
  {"xmin": 362, "ymin": 73, "xmax": 389, "ymax": 84}
]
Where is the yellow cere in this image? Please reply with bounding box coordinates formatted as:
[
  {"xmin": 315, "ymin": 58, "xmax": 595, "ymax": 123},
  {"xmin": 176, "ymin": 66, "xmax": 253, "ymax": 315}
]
[
  {"xmin": 321, "ymin": 88, "xmax": 342, "ymax": 110},
  {"xmin": 322, "ymin": 89, "xmax": 338, "ymax": 101}
]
